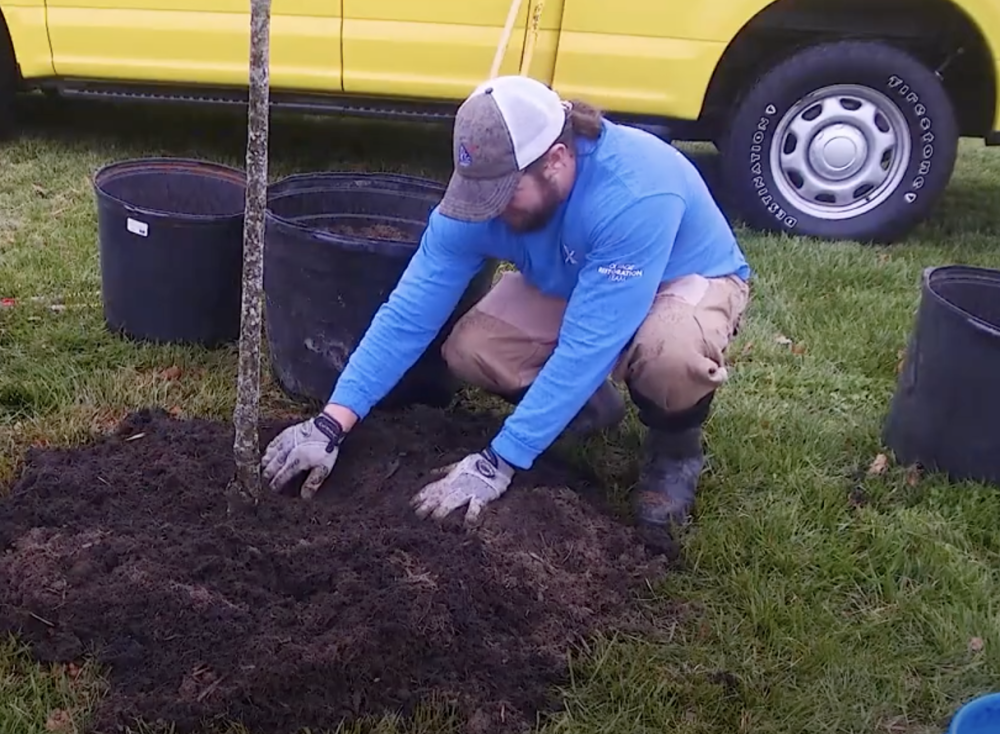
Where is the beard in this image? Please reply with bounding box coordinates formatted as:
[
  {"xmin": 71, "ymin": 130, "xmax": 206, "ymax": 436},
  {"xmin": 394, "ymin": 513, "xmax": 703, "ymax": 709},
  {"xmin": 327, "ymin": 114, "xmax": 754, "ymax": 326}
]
[{"xmin": 501, "ymin": 175, "xmax": 563, "ymax": 233}]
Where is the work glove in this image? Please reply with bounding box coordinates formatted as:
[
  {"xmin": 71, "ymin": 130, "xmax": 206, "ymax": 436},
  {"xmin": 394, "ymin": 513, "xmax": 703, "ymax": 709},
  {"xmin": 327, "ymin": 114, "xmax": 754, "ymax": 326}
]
[
  {"xmin": 261, "ymin": 413, "xmax": 346, "ymax": 499},
  {"xmin": 411, "ymin": 447, "xmax": 515, "ymax": 526}
]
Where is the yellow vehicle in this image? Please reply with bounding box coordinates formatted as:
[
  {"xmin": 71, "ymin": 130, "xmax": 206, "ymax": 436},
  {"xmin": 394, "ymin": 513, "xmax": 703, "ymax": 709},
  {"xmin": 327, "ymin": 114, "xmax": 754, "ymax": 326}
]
[{"xmin": 1, "ymin": 0, "xmax": 997, "ymax": 243}]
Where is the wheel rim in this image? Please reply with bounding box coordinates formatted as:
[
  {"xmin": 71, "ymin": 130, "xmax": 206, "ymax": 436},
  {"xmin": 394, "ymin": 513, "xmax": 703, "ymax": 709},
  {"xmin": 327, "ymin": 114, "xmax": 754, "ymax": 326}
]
[{"xmin": 769, "ymin": 84, "xmax": 912, "ymax": 220}]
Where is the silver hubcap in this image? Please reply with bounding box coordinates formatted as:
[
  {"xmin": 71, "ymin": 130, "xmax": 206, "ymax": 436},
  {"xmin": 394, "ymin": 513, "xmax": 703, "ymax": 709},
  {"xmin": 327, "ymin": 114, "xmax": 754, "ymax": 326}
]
[{"xmin": 770, "ymin": 84, "xmax": 912, "ymax": 220}]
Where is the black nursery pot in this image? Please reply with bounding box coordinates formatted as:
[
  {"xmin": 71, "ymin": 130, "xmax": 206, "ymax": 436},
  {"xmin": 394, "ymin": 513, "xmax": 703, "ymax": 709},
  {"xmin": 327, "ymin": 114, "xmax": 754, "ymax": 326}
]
[
  {"xmin": 263, "ymin": 172, "xmax": 497, "ymax": 411},
  {"xmin": 883, "ymin": 264, "xmax": 1000, "ymax": 486},
  {"xmin": 93, "ymin": 157, "xmax": 247, "ymax": 347}
]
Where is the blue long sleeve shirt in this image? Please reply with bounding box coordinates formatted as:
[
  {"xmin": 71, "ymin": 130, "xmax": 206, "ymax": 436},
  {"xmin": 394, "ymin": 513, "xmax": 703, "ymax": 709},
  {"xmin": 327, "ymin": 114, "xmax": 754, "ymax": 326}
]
[{"xmin": 329, "ymin": 119, "xmax": 751, "ymax": 469}]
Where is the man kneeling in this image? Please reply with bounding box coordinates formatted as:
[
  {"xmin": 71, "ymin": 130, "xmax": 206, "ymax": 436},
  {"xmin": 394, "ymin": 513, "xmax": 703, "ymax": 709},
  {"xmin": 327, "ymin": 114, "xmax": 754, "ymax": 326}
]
[{"xmin": 260, "ymin": 75, "xmax": 752, "ymax": 538}]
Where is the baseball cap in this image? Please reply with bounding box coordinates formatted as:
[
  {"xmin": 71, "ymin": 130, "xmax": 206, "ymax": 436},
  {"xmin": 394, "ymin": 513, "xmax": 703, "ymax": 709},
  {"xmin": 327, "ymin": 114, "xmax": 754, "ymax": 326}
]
[{"xmin": 439, "ymin": 75, "xmax": 568, "ymax": 222}]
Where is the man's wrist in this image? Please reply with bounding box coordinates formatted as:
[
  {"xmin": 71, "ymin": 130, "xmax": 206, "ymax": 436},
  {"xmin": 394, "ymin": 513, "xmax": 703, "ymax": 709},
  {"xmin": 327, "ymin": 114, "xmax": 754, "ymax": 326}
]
[
  {"xmin": 477, "ymin": 446, "xmax": 516, "ymax": 480},
  {"xmin": 313, "ymin": 413, "xmax": 346, "ymax": 453},
  {"xmin": 323, "ymin": 403, "xmax": 359, "ymax": 432},
  {"xmin": 487, "ymin": 433, "xmax": 531, "ymax": 472}
]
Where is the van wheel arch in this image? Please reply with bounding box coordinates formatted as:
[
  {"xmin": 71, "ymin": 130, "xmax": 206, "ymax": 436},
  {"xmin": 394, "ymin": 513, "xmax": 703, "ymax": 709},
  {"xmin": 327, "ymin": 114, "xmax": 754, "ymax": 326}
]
[
  {"xmin": 719, "ymin": 39, "xmax": 959, "ymax": 243},
  {"xmin": 0, "ymin": 9, "xmax": 17, "ymax": 139}
]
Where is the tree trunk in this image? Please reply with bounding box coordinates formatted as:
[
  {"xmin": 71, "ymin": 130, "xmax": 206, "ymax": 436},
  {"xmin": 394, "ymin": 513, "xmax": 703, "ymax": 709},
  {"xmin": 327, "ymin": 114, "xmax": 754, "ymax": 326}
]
[{"xmin": 230, "ymin": 0, "xmax": 272, "ymax": 505}]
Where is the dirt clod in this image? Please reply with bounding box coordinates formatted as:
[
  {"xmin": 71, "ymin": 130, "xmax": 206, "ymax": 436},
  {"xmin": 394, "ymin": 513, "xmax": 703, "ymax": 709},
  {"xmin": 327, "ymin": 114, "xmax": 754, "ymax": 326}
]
[{"xmin": 0, "ymin": 405, "xmax": 667, "ymax": 734}]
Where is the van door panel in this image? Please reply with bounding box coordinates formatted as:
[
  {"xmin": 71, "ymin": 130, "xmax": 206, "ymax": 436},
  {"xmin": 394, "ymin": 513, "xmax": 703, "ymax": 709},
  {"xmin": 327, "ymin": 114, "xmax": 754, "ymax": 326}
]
[
  {"xmin": 552, "ymin": 0, "xmax": 725, "ymax": 118},
  {"xmin": 518, "ymin": 0, "xmax": 565, "ymax": 82},
  {"xmin": 2, "ymin": 0, "xmax": 54, "ymax": 77},
  {"xmin": 342, "ymin": 0, "xmax": 539, "ymax": 100},
  {"xmin": 44, "ymin": 0, "xmax": 343, "ymax": 91}
]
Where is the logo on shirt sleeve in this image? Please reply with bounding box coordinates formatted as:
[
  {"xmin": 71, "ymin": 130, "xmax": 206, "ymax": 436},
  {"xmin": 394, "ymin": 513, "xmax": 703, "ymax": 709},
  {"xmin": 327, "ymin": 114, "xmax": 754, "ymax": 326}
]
[
  {"xmin": 598, "ymin": 263, "xmax": 644, "ymax": 282},
  {"xmin": 562, "ymin": 241, "xmax": 577, "ymax": 265}
]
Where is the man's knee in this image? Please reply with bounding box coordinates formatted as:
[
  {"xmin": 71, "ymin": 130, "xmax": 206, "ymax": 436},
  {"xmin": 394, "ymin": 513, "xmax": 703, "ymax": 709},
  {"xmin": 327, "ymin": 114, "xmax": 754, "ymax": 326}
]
[
  {"xmin": 618, "ymin": 274, "xmax": 749, "ymax": 416},
  {"xmin": 442, "ymin": 271, "xmax": 565, "ymax": 397},
  {"xmin": 441, "ymin": 309, "xmax": 541, "ymax": 396},
  {"xmin": 625, "ymin": 344, "xmax": 724, "ymax": 417}
]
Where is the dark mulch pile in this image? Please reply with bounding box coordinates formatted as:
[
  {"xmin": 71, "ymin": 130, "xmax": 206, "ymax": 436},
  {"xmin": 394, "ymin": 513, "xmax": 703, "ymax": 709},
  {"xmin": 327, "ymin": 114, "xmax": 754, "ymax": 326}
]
[
  {"xmin": 0, "ymin": 404, "xmax": 668, "ymax": 734},
  {"xmin": 325, "ymin": 222, "xmax": 416, "ymax": 242}
]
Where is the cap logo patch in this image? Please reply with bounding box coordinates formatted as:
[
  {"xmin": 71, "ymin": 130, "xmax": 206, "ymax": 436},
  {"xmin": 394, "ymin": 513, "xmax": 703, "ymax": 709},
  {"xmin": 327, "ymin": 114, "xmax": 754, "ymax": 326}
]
[{"xmin": 458, "ymin": 142, "xmax": 474, "ymax": 167}]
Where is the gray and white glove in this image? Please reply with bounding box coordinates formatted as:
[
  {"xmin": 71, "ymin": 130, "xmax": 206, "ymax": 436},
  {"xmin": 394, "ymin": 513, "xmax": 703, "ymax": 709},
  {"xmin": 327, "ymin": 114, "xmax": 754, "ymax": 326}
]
[
  {"xmin": 411, "ymin": 447, "xmax": 515, "ymax": 525},
  {"xmin": 261, "ymin": 413, "xmax": 345, "ymax": 499}
]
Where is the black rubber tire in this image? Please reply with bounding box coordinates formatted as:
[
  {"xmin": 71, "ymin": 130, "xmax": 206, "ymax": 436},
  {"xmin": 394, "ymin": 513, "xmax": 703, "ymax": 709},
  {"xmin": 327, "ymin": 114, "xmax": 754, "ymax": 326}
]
[
  {"xmin": 0, "ymin": 17, "xmax": 16, "ymax": 141},
  {"xmin": 720, "ymin": 39, "xmax": 959, "ymax": 244}
]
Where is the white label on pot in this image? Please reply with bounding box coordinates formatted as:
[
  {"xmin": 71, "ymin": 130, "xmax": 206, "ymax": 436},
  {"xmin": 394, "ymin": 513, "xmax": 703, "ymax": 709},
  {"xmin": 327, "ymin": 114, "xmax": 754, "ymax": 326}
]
[{"xmin": 127, "ymin": 217, "xmax": 149, "ymax": 237}]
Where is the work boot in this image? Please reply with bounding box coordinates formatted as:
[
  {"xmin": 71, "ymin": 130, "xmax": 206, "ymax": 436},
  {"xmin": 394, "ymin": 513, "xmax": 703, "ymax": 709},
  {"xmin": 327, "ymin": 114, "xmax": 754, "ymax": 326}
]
[
  {"xmin": 631, "ymin": 424, "xmax": 705, "ymax": 530},
  {"xmin": 565, "ymin": 379, "xmax": 627, "ymax": 436}
]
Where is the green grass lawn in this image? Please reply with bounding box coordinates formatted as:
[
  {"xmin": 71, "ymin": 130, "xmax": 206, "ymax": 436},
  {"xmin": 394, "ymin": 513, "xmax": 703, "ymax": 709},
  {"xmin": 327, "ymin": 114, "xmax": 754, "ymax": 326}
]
[{"xmin": 2, "ymin": 94, "xmax": 1000, "ymax": 734}]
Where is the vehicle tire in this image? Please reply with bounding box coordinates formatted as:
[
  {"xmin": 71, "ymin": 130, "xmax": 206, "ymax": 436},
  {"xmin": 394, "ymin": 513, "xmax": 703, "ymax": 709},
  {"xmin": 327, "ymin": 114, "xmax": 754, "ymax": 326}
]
[
  {"xmin": 0, "ymin": 20, "xmax": 16, "ymax": 140},
  {"xmin": 720, "ymin": 39, "xmax": 959, "ymax": 244}
]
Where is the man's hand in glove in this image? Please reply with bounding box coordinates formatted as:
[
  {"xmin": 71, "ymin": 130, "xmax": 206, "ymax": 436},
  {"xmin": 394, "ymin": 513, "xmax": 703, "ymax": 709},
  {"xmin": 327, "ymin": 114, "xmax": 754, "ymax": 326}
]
[
  {"xmin": 411, "ymin": 447, "xmax": 515, "ymax": 525},
  {"xmin": 261, "ymin": 412, "xmax": 346, "ymax": 498}
]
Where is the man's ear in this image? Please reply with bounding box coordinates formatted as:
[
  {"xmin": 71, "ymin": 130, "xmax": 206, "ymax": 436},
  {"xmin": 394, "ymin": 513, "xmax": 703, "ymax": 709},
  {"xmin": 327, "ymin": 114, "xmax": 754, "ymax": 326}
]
[
  {"xmin": 554, "ymin": 143, "xmax": 571, "ymax": 165},
  {"xmin": 546, "ymin": 143, "xmax": 572, "ymax": 175}
]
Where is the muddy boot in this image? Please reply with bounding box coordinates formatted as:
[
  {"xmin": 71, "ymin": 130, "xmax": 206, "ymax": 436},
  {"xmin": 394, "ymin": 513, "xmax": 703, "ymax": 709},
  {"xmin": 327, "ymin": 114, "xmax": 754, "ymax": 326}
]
[
  {"xmin": 631, "ymin": 425, "xmax": 704, "ymax": 529},
  {"xmin": 627, "ymin": 390, "xmax": 714, "ymax": 548},
  {"xmin": 565, "ymin": 379, "xmax": 627, "ymax": 436}
]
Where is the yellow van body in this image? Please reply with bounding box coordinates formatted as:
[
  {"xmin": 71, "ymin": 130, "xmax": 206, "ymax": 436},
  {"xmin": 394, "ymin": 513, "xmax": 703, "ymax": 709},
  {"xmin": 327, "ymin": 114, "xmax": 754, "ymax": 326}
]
[{"xmin": 1, "ymin": 0, "xmax": 996, "ymax": 241}]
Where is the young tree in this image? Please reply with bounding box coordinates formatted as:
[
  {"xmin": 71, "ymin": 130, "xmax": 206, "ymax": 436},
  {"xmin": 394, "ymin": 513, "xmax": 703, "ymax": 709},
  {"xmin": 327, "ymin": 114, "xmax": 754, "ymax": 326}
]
[{"xmin": 230, "ymin": 0, "xmax": 272, "ymax": 504}]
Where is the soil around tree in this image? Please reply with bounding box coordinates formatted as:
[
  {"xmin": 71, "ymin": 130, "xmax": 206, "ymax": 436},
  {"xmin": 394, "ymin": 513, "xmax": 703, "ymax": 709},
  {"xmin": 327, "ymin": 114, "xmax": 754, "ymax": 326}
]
[
  {"xmin": 0, "ymin": 403, "xmax": 669, "ymax": 734},
  {"xmin": 326, "ymin": 221, "xmax": 416, "ymax": 242}
]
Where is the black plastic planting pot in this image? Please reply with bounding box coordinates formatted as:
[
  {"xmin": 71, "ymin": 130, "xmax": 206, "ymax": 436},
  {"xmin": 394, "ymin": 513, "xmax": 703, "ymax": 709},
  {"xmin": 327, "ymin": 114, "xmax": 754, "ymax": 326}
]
[
  {"xmin": 263, "ymin": 172, "xmax": 496, "ymax": 411},
  {"xmin": 93, "ymin": 157, "xmax": 247, "ymax": 347},
  {"xmin": 883, "ymin": 264, "xmax": 1000, "ymax": 486}
]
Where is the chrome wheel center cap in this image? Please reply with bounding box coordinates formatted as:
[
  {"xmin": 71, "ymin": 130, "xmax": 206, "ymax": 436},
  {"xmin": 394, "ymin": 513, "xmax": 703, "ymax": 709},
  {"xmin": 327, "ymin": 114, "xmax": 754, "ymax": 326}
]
[{"xmin": 808, "ymin": 123, "xmax": 869, "ymax": 181}]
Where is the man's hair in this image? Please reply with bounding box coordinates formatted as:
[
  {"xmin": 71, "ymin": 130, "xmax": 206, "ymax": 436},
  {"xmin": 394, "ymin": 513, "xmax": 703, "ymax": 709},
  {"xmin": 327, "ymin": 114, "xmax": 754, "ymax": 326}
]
[
  {"xmin": 563, "ymin": 99, "xmax": 605, "ymax": 141},
  {"xmin": 526, "ymin": 99, "xmax": 604, "ymax": 174}
]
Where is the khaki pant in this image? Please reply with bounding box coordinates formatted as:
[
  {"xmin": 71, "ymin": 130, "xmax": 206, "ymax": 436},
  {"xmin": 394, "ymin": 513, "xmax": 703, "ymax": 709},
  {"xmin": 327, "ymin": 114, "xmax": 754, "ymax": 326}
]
[{"xmin": 441, "ymin": 270, "xmax": 750, "ymax": 414}]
